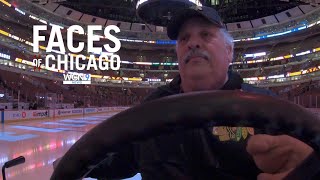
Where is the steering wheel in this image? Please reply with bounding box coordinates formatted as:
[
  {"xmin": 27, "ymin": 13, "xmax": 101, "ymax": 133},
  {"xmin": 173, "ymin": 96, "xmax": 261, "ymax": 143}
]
[{"xmin": 51, "ymin": 91, "xmax": 320, "ymax": 180}]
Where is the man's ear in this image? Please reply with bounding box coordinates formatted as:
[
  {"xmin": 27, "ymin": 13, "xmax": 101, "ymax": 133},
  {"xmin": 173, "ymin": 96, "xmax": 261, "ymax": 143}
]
[{"xmin": 226, "ymin": 44, "xmax": 234, "ymax": 64}]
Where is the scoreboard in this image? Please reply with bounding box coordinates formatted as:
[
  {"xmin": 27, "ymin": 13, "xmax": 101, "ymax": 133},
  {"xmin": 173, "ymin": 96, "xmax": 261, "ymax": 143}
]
[{"xmin": 135, "ymin": 0, "xmax": 203, "ymax": 26}]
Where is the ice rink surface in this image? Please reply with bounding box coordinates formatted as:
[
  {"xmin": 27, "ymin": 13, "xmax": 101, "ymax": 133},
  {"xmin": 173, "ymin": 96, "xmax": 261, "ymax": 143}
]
[{"xmin": 0, "ymin": 112, "xmax": 141, "ymax": 180}]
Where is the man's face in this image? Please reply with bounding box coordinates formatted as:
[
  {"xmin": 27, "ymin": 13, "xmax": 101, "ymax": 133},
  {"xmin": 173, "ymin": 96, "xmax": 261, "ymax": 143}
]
[{"xmin": 176, "ymin": 17, "xmax": 233, "ymax": 91}]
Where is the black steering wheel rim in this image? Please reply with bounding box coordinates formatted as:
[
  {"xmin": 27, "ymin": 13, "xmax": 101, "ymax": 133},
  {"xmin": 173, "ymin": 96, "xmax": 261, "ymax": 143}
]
[{"xmin": 51, "ymin": 91, "xmax": 320, "ymax": 179}]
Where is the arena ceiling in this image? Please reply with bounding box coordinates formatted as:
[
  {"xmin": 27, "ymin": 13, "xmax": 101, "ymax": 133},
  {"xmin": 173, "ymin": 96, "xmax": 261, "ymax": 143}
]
[{"xmin": 58, "ymin": 0, "xmax": 311, "ymax": 25}]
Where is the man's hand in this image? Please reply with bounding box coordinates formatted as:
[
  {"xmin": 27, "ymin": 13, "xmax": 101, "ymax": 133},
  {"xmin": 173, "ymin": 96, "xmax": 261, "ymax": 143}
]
[{"xmin": 246, "ymin": 134, "xmax": 314, "ymax": 180}]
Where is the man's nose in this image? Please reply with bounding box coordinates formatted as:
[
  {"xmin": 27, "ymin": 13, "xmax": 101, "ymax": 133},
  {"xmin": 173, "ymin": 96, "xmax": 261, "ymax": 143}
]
[{"xmin": 187, "ymin": 37, "xmax": 201, "ymax": 50}]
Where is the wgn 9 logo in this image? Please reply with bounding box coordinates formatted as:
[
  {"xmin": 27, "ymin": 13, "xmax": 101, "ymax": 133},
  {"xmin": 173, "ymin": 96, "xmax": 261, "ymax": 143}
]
[{"xmin": 63, "ymin": 73, "xmax": 91, "ymax": 85}]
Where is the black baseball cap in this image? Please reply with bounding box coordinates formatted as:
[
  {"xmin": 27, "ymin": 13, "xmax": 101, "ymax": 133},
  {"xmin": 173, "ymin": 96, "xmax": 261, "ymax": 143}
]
[{"xmin": 167, "ymin": 5, "xmax": 224, "ymax": 40}]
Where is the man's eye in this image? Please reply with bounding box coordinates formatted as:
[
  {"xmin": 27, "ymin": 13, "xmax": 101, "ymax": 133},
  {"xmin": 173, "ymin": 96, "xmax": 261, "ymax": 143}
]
[
  {"xmin": 179, "ymin": 36, "xmax": 187, "ymax": 42},
  {"xmin": 202, "ymin": 32, "xmax": 210, "ymax": 37}
]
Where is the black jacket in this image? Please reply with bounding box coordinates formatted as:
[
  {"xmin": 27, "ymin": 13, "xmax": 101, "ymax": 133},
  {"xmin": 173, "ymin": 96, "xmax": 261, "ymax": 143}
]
[{"xmin": 88, "ymin": 72, "xmax": 276, "ymax": 180}]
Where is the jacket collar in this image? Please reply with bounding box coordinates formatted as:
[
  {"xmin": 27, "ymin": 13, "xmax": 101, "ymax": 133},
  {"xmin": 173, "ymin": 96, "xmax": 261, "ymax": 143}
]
[{"xmin": 163, "ymin": 71, "xmax": 243, "ymax": 94}]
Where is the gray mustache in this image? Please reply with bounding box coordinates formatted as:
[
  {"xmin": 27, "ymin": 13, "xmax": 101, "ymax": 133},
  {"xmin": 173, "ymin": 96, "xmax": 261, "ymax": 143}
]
[{"xmin": 182, "ymin": 50, "xmax": 210, "ymax": 64}]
